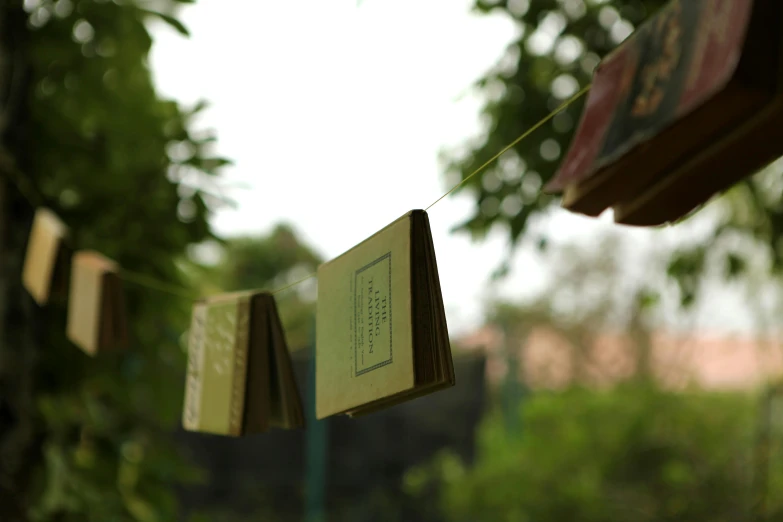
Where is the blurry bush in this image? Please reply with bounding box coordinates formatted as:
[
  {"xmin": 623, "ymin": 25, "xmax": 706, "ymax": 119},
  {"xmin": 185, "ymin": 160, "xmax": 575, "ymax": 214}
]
[{"xmin": 406, "ymin": 385, "xmax": 783, "ymax": 522}]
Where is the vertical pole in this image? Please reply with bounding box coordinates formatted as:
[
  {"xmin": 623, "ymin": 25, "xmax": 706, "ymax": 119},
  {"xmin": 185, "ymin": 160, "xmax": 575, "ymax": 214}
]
[
  {"xmin": 752, "ymin": 385, "xmax": 775, "ymax": 522},
  {"xmin": 502, "ymin": 319, "xmax": 519, "ymax": 434},
  {"xmin": 305, "ymin": 317, "xmax": 328, "ymax": 522},
  {"xmin": 502, "ymin": 319, "xmax": 525, "ymax": 436}
]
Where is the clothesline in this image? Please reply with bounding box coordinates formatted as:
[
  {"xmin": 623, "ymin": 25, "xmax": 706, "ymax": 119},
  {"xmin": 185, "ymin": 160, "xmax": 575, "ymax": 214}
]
[{"xmin": 3, "ymin": 84, "xmax": 591, "ymax": 301}]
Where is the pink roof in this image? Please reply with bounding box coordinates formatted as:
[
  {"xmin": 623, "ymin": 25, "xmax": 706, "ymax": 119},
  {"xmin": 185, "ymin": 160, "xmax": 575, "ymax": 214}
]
[{"xmin": 455, "ymin": 325, "xmax": 783, "ymax": 391}]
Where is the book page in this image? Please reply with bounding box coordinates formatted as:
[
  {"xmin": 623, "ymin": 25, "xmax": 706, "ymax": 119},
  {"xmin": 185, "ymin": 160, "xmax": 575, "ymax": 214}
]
[
  {"xmin": 316, "ymin": 212, "xmax": 414, "ymax": 419},
  {"xmin": 66, "ymin": 253, "xmax": 103, "ymax": 355},
  {"xmin": 183, "ymin": 303, "xmax": 207, "ymax": 432},
  {"xmin": 195, "ymin": 299, "xmax": 245, "ymax": 435},
  {"xmin": 23, "ymin": 208, "xmax": 68, "ymax": 305}
]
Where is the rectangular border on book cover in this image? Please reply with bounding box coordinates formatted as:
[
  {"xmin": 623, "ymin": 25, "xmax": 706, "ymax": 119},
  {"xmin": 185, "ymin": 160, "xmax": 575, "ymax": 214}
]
[{"xmin": 353, "ymin": 252, "xmax": 393, "ymax": 376}]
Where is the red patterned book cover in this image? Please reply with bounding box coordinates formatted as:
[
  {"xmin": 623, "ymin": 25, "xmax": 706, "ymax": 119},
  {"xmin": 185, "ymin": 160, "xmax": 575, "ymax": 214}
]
[{"xmin": 545, "ymin": 0, "xmax": 755, "ymax": 196}]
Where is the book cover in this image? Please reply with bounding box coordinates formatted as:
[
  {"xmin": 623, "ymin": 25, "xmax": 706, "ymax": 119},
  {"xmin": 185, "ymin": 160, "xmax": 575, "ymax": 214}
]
[
  {"xmin": 183, "ymin": 294, "xmax": 250, "ymax": 436},
  {"xmin": 546, "ymin": 0, "xmax": 753, "ymax": 193},
  {"xmin": 316, "ymin": 212, "xmax": 415, "ymax": 419}
]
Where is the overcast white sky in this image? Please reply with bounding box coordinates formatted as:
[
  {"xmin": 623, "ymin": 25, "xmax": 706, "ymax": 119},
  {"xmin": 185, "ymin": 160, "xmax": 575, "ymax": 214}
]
[{"xmin": 147, "ymin": 0, "xmax": 762, "ymax": 337}]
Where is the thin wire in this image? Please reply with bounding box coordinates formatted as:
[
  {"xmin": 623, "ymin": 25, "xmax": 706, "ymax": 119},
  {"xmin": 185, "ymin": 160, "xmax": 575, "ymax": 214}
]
[
  {"xmin": 425, "ymin": 83, "xmax": 591, "ymax": 211},
  {"xmin": 118, "ymin": 269, "xmax": 199, "ymax": 301},
  {"xmin": 262, "ymin": 84, "xmax": 591, "ymax": 295},
  {"xmin": 2, "ymin": 84, "xmax": 591, "ymax": 300},
  {"xmin": 270, "ymin": 272, "xmax": 317, "ymax": 295}
]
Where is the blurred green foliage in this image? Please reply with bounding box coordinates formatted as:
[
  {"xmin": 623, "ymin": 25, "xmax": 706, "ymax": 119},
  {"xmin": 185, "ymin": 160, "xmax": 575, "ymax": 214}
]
[
  {"xmin": 0, "ymin": 0, "xmax": 231, "ymax": 520},
  {"xmin": 406, "ymin": 385, "xmax": 783, "ymax": 522}
]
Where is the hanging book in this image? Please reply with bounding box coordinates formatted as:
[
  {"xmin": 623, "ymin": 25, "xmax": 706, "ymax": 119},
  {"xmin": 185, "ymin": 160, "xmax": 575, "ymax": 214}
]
[
  {"xmin": 182, "ymin": 291, "xmax": 304, "ymax": 437},
  {"xmin": 545, "ymin": 0, "xmax": 783, "ymax": 226},
  {"xmin": 23, "ymin": 208, "xmax": 70, "ymax": 305},
  {"xmin": 66, "ymin": 251, "xmax": 128, "ymax": 356},
  {"xmin": 315, "ymin": 209, "xmax": 454, "ymax": 419}
]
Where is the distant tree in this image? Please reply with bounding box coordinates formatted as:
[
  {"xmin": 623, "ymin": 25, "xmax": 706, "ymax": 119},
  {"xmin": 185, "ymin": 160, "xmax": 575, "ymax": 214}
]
[
  {"xmin": 406, "ymin": 386, "xmax": 772, "ymax": 522},
  {"xmin": 488, "ymin": 234, "xmax": 661, "ymax": 386},
  {"xmin": 0, "ymin": 1, "xmax": 229, "ymax": 520}
]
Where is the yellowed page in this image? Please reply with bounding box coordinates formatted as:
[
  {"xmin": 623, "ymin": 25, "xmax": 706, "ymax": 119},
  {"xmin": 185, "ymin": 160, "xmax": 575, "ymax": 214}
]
[
  {"xmin": 184, "ymin": 295, "xmax": 250, "ymax": 436},
  {"xmin": 316, "ymin": 212, "xmax": 414, "ymax": 419},
  {"xmin": 23, "ymin": 208, "xmax": 68, "ymax": 305},
  {"xmin": 183, "ymin": 303, "xmax": 207, "ymax": 432},
  {"xmin": 66, "ymin": 251, "xmax": 115, "ymax": 356}
]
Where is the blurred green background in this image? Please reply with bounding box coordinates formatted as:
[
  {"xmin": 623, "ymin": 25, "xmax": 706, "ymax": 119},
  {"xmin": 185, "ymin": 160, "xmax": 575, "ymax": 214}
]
[{"xmin": 2, "ymin": 0, "xmax": 783, "ymax": 521}]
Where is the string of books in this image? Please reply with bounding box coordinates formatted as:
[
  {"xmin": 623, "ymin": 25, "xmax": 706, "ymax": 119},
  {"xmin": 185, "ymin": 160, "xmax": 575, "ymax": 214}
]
[{"xmin": 15, "ymin": 0, "xmax": 783, "ymax": 437}]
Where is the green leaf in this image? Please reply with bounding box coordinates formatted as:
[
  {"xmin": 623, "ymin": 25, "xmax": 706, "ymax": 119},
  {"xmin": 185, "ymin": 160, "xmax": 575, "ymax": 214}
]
[
  {"xmin": 637, "ymin": 289, "xmax": 660, "ymax": 310},
  {"xmin": 490, "ymin": 261, "xmax": 510, "ymax": 281},
  {"xmin": 188, "ymin": 99, "xmax": 210, "ymax": 116},
  {"xmin": 144, "ymin": 10, "xmax": 190, "ymax": 37},
  {"xmin": 725, "ymin": 253, "xmax": 746, "ymax": 279}
]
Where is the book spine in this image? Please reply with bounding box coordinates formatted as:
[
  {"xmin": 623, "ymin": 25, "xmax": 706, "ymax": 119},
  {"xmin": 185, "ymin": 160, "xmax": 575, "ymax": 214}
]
[
  {"xmin": 183, "ymin": 304, "xmax": 207, "ymax": 431},
  {"xmin": 227, "ymin": 296, "xmax": 251, "ymax": 436}
]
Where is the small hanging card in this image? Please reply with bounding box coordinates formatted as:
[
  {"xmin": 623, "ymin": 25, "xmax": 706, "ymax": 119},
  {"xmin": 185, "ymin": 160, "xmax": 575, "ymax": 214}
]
[
  {"xmin": 66, "ymin": 251, "xmax": 128, "ymax": 356},
  {"xmin": 22, "ymin": 208, "xmax": 70, "ymax": 305},
  {"xmin": 182, "ymin": 291, "xmax": 304, "ymax": 437},
  {"xmin": 315, "ymin": 209, "xmax": 455, "ymax": 420}
]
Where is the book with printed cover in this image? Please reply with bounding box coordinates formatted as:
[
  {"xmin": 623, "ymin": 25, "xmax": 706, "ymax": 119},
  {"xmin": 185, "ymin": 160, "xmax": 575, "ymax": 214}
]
[
  {"xmin": 66, "ymin": 251, "xmax": 128, "ymax": 356},
  {"xmin": 315, "ymin": 209, "xmax": 454, "ymax": 419},
  {"xmin": 546, "ymin": 0, "xmax": 783, "ymax": 226},
  {"xmin": 182, "ymin": 291, "xmax": 304, "ymax": 436}
]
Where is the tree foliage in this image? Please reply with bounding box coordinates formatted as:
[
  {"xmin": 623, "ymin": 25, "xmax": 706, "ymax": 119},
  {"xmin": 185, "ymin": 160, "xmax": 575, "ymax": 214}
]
[
  {"xmin": 0, "ymin": 1, "xmax": 230, "ymax": 520},
  {"xmin": 406, "ymin": 386, "xmax": 783, "ymax": 522},
  {"xmin": 488, "ymin": 235, "xmax": 662, "ymax": 386}
]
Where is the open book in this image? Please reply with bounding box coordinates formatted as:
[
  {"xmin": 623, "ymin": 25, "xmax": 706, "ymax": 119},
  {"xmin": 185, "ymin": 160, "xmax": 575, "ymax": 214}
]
[
  {"xmin": 66, "ymin": 251, "xmax": 128, "ymax": 356},
  {"xmin": 183, "ymin": 291, "xmax": 304, "ymax": 436},
  {"xmin": 23, "ymin": 208, "xmax": 70, "ymax": 305},
  {"xmin": 316, "ymin": 209, "xmax": 454, "ymax": 419}
]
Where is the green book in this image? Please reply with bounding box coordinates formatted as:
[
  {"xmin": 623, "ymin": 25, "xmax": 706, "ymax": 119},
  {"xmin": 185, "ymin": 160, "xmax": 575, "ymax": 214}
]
[
  {"xmin": 183, "ymin": 291, "xmax": 304, "ymax": 436},
  {"xmin": 316, "ymin": 210, "xmax": 454, "ymax": 419}
]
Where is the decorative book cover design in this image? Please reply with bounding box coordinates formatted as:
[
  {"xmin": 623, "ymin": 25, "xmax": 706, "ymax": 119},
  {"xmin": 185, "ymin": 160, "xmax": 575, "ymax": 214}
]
[
  {"xmin": 66, "ymin": 251, "xmax": 128, "ymax": 356},
  {"xmin": 546, "ymin": 0, "xmax": 783, "ymax": 226},
  {"xmin": 182, "ymin": 291, "xmax": 304, "ymax": 437},
  {"xmin": 23, "ymin": 208, "xmax": 70, "ymax": 305},
  {"xmin": 315, "ymin": 209, "xmax": 454, "ymax": 420}
]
